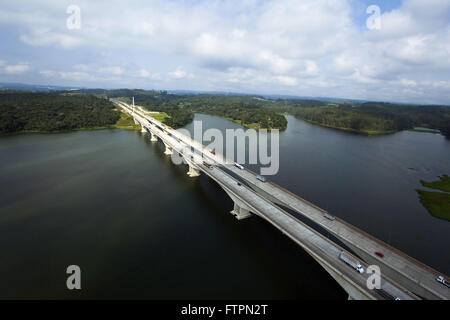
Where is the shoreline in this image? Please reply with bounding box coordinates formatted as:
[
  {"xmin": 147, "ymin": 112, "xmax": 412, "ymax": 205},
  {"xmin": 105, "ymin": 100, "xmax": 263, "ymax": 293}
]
[
  {"xmin": 295, "ymin": 117, "xmax": 398, "ymax": 136},
  {"xmin": 0, "ymin": 126, "xmax": 141, "ymax": 137}
]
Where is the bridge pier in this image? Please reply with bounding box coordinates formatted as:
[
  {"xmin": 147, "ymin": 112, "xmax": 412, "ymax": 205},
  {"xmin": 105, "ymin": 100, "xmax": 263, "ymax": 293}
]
[
  {"xmin": 141, "ymin": 127, "xmax": 147, "ymax": 133},
  {"xmin": 164, "ymin": 143, "xmax": 173, "ymax": 155},
  {"xmin": 187, "ymin": 164, "xmax": 200, "ymax": 177},
  {"xmin": 221, "ymin": 189, "xmax": 253, "ymax": 220},
  {"xmin": 231, "ymin": 202, "xmax": 252, "ymax": 220},
  {"xmin": 150, "ymin": 132, "xmax": 158, "ymax": 142},
  {"xmin": 316, "ymin": 260, "xmax": 374, "ymax": 300}
]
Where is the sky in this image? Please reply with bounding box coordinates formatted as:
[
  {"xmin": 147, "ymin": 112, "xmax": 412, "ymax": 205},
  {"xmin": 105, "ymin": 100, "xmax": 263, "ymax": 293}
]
[{"xmin": 0, "ymin": 0, "xmax": 449, "ymax": 104}]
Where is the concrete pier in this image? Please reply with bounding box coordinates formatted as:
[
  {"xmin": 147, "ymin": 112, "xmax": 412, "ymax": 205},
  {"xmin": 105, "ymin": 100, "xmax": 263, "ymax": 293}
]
[
  {"xmin": 164, "ymin": 143, "xmax": 173, "ymax": 155},
  {"xmin": 231, "ymin": 202, "xmax": 252, "ymax": 220},
  {"xmin": 187, "ymin": 165, "xmax": 200, "ymax": 177}
]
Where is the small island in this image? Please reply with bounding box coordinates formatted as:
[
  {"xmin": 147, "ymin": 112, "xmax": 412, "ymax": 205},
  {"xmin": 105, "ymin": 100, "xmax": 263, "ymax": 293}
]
[{"xmin": 416, "ymin": 175, "xmax": 450, "ymax": 222}]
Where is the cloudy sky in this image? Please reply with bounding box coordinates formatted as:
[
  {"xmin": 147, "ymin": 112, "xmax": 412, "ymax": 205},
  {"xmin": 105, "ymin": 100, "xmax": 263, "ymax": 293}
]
[{"xmin": 0, "ymin": 0, "xmax": 449, "ymax": 104}]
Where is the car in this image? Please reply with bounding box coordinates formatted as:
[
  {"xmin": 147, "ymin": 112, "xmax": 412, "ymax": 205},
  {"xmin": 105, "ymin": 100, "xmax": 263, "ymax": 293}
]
[
  {"xmin": 375, "ymin": 252, "xmax": 384, "ymax": 258},
  {"xmin": 256, "ymin": 175, "xmax": 267, "ymax": 182},
  {"xmin": 234, "ymin": 163, "xmax": 244, "ymax": 170},
  {"xmin": 203, "ymin": 161, "xmax": 213, "ymax": 169},
  {"xmin": 237, "ymin": 182, "xmax": 242, "ymax": 186}
]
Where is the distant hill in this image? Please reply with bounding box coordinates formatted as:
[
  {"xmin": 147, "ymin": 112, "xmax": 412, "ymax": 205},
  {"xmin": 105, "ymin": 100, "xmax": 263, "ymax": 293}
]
[
  {"xmin": 0, "ymin": 82, "xmax": 80, "ymax": 92},
  {"xmin": 1, "ymin": 82, "xmax": 446, "ymax": 107}
]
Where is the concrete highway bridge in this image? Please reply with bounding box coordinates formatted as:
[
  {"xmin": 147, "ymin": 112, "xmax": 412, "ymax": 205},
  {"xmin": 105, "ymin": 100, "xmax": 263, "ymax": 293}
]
[{"xmin": 113, "ymin": 99, "xmax": 449, "ymax": 300}]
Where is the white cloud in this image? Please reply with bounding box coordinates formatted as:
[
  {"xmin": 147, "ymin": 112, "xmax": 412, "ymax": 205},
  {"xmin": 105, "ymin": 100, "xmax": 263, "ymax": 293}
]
[
  {"xmin": 40, "ymin": 70, "xmax": 56, "ymax": 77},
  {"xmin": 99, "ymin": 66, "xmax": 124, "ymax": 76},
  {"xmin": 169, "ymin": 67, "xmax": 188, "ymax": 79},
  {"xmin": 350, "ymin": 69, "xmax": 379, "ymax": 84},
  {"xmin": 74, "ymin": 64, "xmax": 89, "ymax": 71},
  {"xmin": 59, "ymin": 71, "xmax": 96, "ymax": 81},
  {"xmin": 275, "ymin": 76, "xmax": 298, "ymax": 86},
  {"xmin": 139, "ymin": 69, "xmax": 150, "ymax": 77},
  {"xmin": 4, "ymin": 64, "xmax": 30, "ymax": 74},
  {"xmin": 302, "ymin": 60, "xmax": 319, "ymax": 76},
  {"xmin": 151, "ymin": 73, "xmax": 162, "ymax": 80},
  {"xmin": 0, "ymin": 0, "xmax": 449, "ymax": 103},
  {"xmin": 399, "ymin": 78, "xmax": 417, "ymax": 87}
]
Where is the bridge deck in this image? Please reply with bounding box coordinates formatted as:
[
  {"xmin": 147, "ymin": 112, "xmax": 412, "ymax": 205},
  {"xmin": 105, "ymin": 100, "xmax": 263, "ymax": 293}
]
[
  {"xmin": 114, "ymin": 100, "xmax": 449, "ymax": 300},
  {"xmin": 200, "ymin": 163, "xmax": 415, "ymax": 300},
  {"xmin": 221, "ymin": 164, "xmax": 449, "ymax": 299}
]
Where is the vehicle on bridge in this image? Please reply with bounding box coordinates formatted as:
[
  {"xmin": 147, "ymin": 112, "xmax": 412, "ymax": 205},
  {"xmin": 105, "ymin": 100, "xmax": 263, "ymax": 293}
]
[
  {"xmin": 203, "ymin": 161, "xmax": 213, "ymax": 169},
  {"xmin": 234, "ymin": 163, "xmax": 244, "ymax": 170},
  {"xmin": 339, "ymin": 251, "xmax": 364, "ymax": 274},
  {"xmin": 436, "ymin": 276, "xmax": 450, "ymax": 288},
  {"xmin": 256, "ymin": 175, "xmax": 267, "ymax": 182}
]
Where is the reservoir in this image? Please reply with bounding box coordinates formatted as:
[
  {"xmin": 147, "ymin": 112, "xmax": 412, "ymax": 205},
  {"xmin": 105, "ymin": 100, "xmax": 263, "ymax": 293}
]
[{"xmin": 0, "ymin": 114, "xmax": 449, "ymax": 299}]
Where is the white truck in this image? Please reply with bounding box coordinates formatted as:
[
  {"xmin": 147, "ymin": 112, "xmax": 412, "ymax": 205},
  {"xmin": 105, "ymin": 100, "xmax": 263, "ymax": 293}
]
[
  {"xmin": 339, "ymin": 251, "xmax": 364, "ymax": 274},
  {"xmin": 436, "ymin": 276, "xmax": 450, "ymax": 288}
]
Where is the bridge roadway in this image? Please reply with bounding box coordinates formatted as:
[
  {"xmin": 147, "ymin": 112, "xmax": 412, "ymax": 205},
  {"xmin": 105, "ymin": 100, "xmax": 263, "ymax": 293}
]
[
  {"xmin": 113, "ymin": 100, "xmax": 448, "ymax": 300},
  {"xmin": 221, "ymin": 165, "xmax": 450, "ymax": 300}
]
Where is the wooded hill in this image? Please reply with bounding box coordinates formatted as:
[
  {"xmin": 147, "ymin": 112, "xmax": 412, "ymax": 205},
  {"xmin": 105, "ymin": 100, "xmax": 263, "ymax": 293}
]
[{"xmin": 0, "ymin": 91, "xmax": 119, "ymax": 133}]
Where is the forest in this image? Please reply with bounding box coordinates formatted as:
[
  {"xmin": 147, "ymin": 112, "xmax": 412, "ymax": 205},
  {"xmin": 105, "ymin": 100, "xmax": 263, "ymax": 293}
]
[
  {"xmin": 101, "ymin": 90, "xmax": 287, "ymax": 130},
  {"xmin": 1, "ymin": 88, "xmax": 449, "ymax": 138},
  {"xmin": 0, "ymin": 91, "xmax": 120, "ymax": 133},
  {"xmin": 289, "ymin": 102, "xmax": 450, "ymax": 136}
]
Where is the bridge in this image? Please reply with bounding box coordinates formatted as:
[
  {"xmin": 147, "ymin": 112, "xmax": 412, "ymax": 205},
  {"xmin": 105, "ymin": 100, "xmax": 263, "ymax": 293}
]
[{"xmin": 113, "ymin": 99, "xmax": 450, "ymax": 300}]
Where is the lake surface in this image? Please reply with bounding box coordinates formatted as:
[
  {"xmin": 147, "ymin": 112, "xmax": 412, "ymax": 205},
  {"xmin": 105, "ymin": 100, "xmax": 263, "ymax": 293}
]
[{"xmin": 0, "ymin": 114, "xmax": 449, "ymax": 299}]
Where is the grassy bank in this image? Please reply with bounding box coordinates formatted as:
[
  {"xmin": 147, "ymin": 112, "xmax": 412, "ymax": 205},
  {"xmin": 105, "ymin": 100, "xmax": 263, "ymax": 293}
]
[
  {"xmin": 409, "ymin": 129, "xmax": 441, "ymax": 134},
  {"xmin": 112, "ymin": 111, "xmax": 141, "ymax": 130},
  {"xmin": 224, "ymin": 117, "xmax": 263, "ymax": 130},
  {"xmin": 420, "ymin": 174, "xmax": 450, "ymax": 193},
  {"xmin": 300, "ymin": 118, "xmax": 396, "ymax": 136},
  {"xmin": 147, "ymin": 112, "xmax": 170, "ymax": 123},
  {"xmin": 416, "ymin": 174, "xmax": 450, "ymax": 222},
  {"xmin": 416, "ymin": 190, "xmax": 450, "ymax": 221}
]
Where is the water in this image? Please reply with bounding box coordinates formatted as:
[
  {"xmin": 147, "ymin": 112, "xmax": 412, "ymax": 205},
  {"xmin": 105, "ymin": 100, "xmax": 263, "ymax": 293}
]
[{"xmin": 0, "ymin": 114, "xmax": 449, "ymax": 299}]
